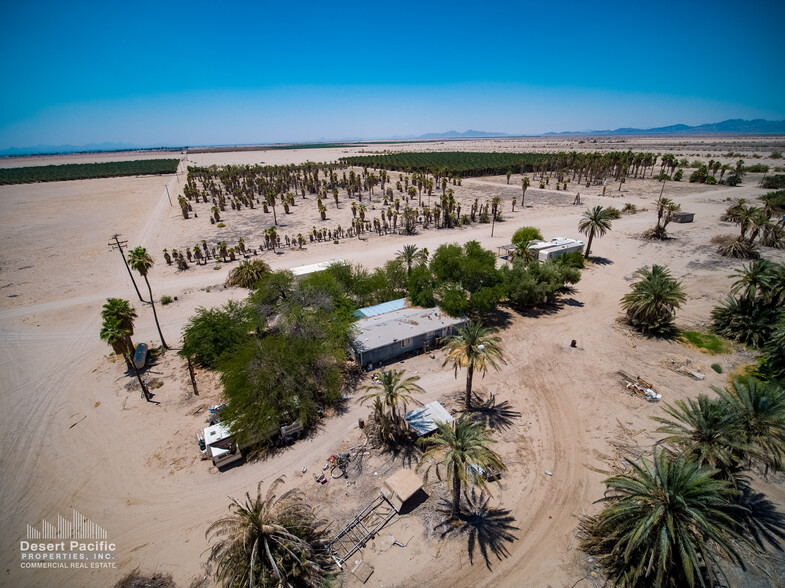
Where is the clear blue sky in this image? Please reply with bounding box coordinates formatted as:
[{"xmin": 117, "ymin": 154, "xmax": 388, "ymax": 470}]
[{"xmin": 1, "ymin": 0, "xmax": 783, "ymax": 149}]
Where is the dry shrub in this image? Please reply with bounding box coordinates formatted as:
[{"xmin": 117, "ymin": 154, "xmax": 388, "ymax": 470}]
[{"xmin": 114, "ymin": 568, "xmax": 177, "ymax": 588}]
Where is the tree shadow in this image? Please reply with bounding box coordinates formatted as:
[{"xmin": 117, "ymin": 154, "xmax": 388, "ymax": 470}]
[
  {"xmin": 737, "ymin": 486, "xmax": 785, "ymax": 552},
  {"xmin": 588, "ymin": 256, "xmax": 614, "ymax": 266},
  {"xmin": 464, "ymin": 392, "xmax": 521, "ymax": 432},
  {"xmin": 437, "ymin": 490, "xmax": 519, "ymax": 570},
  {"xmin": 378, "ymin": 433, "xmax": 421, "ymax": 469}
]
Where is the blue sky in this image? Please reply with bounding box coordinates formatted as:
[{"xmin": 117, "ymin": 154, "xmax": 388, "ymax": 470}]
[{"xmin": 1, "ymin": 0, "xmax": 783, "ymax": 149}]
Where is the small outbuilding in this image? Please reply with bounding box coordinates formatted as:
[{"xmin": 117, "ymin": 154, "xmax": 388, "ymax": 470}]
[
  {"xmin": 289, "ymin": 260, "xmax": 343, "ymax": 281},
  {"xmin": 382, "ymin": 468, "xmax": 426, "ymax": 513},
  {"xmin": 672, "ymin": 212, "xmax": 695, "ymax": 223},
  {"xmin": 404, "ymin": 401, "xmax": 454, "ymax": 437}
]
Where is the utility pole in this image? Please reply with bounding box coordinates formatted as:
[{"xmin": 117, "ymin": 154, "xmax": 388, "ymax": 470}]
[
  {"xmin": 109, "ymin": 234, "xmax": 145, "ymax": 302},
  {"xmin": 164, "ymin": 185, "xmax": 172, "ymax": 206},
  {"xmin": 187, "ymin": 357, "xmax": 199, "ymax": 396}
]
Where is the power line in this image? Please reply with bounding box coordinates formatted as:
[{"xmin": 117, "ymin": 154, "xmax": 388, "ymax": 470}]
[{"xmin": 108, "ymin": 234, "xmax": 145, "ymax": 302}]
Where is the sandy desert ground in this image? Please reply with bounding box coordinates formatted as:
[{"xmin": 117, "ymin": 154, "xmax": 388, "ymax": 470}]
[{"xmin": 1, "ymin": 138, "xmax": 785, "ymax": 588}]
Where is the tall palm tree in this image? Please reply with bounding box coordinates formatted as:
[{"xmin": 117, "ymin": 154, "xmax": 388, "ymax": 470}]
[
  {"xmin": 206, "ymin": 477, "xmax": 329, "ymax": 588},
  {"xmin": 620, "ymin": 264, "xmax": 686, "ymax": 335},
  {"xmin": 128, "ymin": 246, "xmax": 168, "ymax": 349},
  {"xmin": 443, "ymin": 321, "xmax": 506, "ymax": 410},
  {"xmin": 580, "ymin": 449, "xmax": 747, "ymax": 588},
  {"xmin": 577, "ymin": 205, "xmax": 613, "ymax": 259},
  {"xmin": 101, "ymin": 298, "xmax": 137, "ymax": 351},
  {"xmin": 359, "ymin": 369, "xmax": 424, "ymax": 435},
  {"xmin": 395, "ymin": 244, "xmax": 427, "ymax": 276},
  {"xmin": 417, "ymin": 414, "xmax": 506, "ymax": 519},
  {"xmin": 100, "ymin": 316, "xmax": 150, "ymax": 400},
  {"xmin": 521, "ymin": 177, "xmax": 530, "ymax": 208},
  {"xmin": 225, "ymin": 259, "xmax": 271, "ymax": 289}
]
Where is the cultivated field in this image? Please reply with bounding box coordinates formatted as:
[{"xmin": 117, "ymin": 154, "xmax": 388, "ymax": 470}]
[{"xmin": 1, "ymin": 137, "xmax": 784, "ymax": 588}]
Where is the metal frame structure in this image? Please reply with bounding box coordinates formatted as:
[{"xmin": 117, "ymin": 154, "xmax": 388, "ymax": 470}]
[{"xmin": 327, "ymin": 492, "xmax": 397, "ymax": 568}]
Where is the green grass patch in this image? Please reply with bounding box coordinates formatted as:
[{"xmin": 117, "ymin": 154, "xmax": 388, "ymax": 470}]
[
  {"xmin": 678, "ymin": 330, "xmax": 732, "ymax": 355},
  {"xmin": 0, "ymin": 159, "xmax": 180, "ymax": 185}
]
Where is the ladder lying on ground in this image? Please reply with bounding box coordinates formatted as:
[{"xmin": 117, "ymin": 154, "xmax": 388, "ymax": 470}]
[{"xmin": 327, "ymin": 492, "xmax": 397, "ymax": 568}]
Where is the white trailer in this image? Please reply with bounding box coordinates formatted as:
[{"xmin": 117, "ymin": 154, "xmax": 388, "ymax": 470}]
[{"xmin": 197, "ymin": 419, "xmax": 304, "ymax": 468}]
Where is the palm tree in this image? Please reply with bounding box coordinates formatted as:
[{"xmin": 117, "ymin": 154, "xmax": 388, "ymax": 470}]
[
  {"xmin": 579, "ymin": 449, "xmax": 747, "ymax": 588},
  {"xmin": 417, "ymin": 414, "xmax": 506, "ymax": 520},
  {"xmin": 521, "ymin": 177, "xmax": 530, "ymax": 208},
  {"xmin": 128, "ymin": 246, "xmax": 168, "ymax": 349},
  {"xmin": 100, "ymin": 316, "xmax": 149, "ymax": 400},
  {"xmin": 714, "ymin": 378, "xmax": 785, "ymax": 474},
  {"xmin": 225, "ymin": 260, "xmax": 271, "ymax": 289},
  {"xmin": 396, "ymin": 244, "xmax": 427, "ymax": 275},
  {"xmin": 577, "ymin": 206, "xmax": 613, "ymax": 259},
  {"xmin": 101, "ymin": 298, "xmax": 137, "ymax": 351},
  {"xmin": 206, "ymin": 477, "xmax": 329, "ymax": 588},
  {"xmin": 359, "ymin": 369, "xmax": 424, "ymax": 438},
  {"xmin": 730, "ymin": 259, "xmax": 776, "ymax": 301},
  {"xmin": 645, "ymin": 196, "xmax": 679, "ymax": 239},
  {"xmin": 443, "ymin": 321, "xmax": 506, "ymax": 410},
  {"xmin": 653, "ymin": 395, "xmax": 744, "ymax": 481},
  {"xmin": 620, "ymin": 265, "xmax": 686, "ymax": 335}
]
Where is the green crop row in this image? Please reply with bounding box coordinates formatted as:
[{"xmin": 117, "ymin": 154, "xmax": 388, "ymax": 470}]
[
  {"xmin": 0, "ymin": 158, "xmax": 180, "ymax": 185},
  {"xmin": 339, "ymin": 151, "xmax": 550, "ymax": 177}
]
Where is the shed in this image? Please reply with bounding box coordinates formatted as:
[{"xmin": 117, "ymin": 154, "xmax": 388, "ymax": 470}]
[
  {"xmin": 404, "ymin": 401, "xmax": 454, "ymax": 437},
  {"xmin": 672, "ymin": 212, "xmax": 695, "ymax": 223},
  {"xmin": 382, "ymin": 468, "xmax": 425, "ymax": 513}
]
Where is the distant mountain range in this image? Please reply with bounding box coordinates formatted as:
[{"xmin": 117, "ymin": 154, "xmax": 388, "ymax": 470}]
[
  {"xmin": 2, "ymin": 119, "xmax": 783, "ymax": 157},
  {"xmin": 542, "ymin": 118, "xmax": 785, "ymax": 136}
]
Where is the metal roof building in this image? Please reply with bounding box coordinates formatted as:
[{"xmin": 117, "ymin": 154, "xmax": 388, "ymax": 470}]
[
  {"xmin": 289, "ymin": 260, "xmax": 343, "ymax": 280},
  {"xmin": 353, "ymin": 298, "xmax": 408, "ymax": 318},
  {"xmin": 351, "ymin": 305, "xmax": 466, "ymax": 368},
  {"xmin": 405, "ymin": 401, "xmax": 455, "ymax": 437}
]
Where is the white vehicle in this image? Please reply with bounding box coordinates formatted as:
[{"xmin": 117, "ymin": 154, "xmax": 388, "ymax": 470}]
[
  {"xmin": 197, "ymin": 419, "xmax": 304, "ymax": 468},
  {"xmin": 198, "ymin": 422, "xmax": 242, "ymax": 467}
]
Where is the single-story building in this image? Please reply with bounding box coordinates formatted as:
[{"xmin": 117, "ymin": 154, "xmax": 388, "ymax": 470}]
[
  {"xmin": 289, "ymin": 260, "xmax": 344, "ymax": 281},
  {"xmin": 350, "ymin": 305, "xmax": 466, "ymax": 368},
  {"xmin": 404, "ymin": 401, "xmax": 454, "ymax": 437}
]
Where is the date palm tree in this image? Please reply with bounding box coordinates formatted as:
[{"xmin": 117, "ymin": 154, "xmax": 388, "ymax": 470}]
[
  {"xmin": 580, "ymin": 449, "xmax": 747, "ymax": 588},
  {"xmin": 620, "ymin": 264, "xmax": 686, "ymax": 335},
  {"xmin": 443, "ymin": 321, "xmax": 506, "ymax": 410},
  {"xmin": 225, "ymin": 259, "xmax": 271, "ymax": 289},
  {"xmin": 359, "ymin": 369, "xmax": 424, "ymax": 438},
  {"xmin": 714, "ymin": 378, "xmax": 785, "ymax": 475},
  {"xmin": 101, "ymin": 298, "xmax": 137, "ymax": 351},
  {"xmin": 653, "ymin": 395, "xmax": 745, "ymax": 482},
  {"xmin": 417, "ymin": 414, "xmax": 506, "ymax": 520},
  {"xmin": 395, "ymin": 244, "xmax": 427, "ymax": 275},
  {"xmin": 206, "ymin": 477, "xmax": 329, "ymax": 588},
  {"xmin": 577, "ymin": 206, "xmax": 613, "ymax": 259},
  {"xmin": 128, "ymin": 246, "xmax": 168, "ymax": 349}
]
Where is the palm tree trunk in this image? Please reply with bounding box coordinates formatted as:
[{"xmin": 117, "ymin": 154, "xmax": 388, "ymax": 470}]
[
  {"xmin": 144, "ymin": 276, "xmax": 168, "ymax": 349},
  {"xmin": 127, "ymin": 352, "xmax": 150, "ymax": 401},
  {"xmin": 451, "ymin": 462, "xmax": 462, "ymax": 519},
  {"xmin": 465, "ymin": 363, "xmax": 474, "ymax": 409},
  {"xmin": 584, "ymin": 230, "xmax": 595, "ymax": 259}
]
